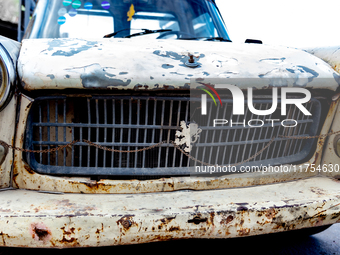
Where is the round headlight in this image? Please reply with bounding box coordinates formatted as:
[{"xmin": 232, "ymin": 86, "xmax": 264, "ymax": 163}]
[{"xmin": 0, "ymin": 45, "xmax": 15, "ymax": 111}]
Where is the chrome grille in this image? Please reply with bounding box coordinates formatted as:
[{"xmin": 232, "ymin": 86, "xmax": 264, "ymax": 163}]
[
  {"xmin": 25, "ymin": 95, "xmax": 322, "ymax": 176},
  {"xmin": 189, "ymin": 97, "xmax": 321, "ymax": 168}
]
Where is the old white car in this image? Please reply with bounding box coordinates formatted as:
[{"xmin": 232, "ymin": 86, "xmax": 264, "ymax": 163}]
[{"xmin": 0, "ymin": 0, "xmax": 339, "ymax": 248}]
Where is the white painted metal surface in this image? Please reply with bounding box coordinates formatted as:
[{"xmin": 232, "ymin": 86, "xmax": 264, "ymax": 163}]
[
  {"xmin": 0, "ymin": 177, "xmax": 340, "ymax": 247},
  {"xmin": 306, "ymin": 46, "xmax": 340, "ymax": 74},
  {"xmin": 18, "ymin": 38, "xmax": 340, "ymax": 91}
]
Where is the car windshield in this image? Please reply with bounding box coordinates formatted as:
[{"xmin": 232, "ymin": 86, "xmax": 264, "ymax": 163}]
[{"xmin": 25, "ymin": 0, "xmax": 230, "ymax": 40}]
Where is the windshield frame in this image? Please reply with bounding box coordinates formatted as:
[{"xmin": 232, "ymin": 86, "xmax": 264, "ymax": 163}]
[
  {"xmin": 24, "ymin": 0, "xmax": 231, "ymax": 41},
  {"xmin": 205, "ymin": 1, "xmax": 230, "ymax": 41}
]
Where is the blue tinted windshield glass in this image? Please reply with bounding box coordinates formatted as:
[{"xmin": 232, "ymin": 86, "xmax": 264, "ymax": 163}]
[{"xmin": 27, "ymin": 0, "xmax": 229, "ymax": 40}]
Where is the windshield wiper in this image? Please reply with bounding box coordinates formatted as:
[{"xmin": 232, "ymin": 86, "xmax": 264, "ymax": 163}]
[
  {"xmin": 104, "ymin": 28, "xmax": 137, "ymax": 38},
  {"xmin": 124, "ymin": 29, "xmax": 172, "ymax": 38},
  {"xmin": 104, "ymin": 29, "xmax": 172, "ymax": 38},
  {"xmin": 179, "ymin": 37, "xmax": 232, "ymax": 42},
  {"xmin": 204, "ymin": 37, "xmax": 232, "ymax": 42}
]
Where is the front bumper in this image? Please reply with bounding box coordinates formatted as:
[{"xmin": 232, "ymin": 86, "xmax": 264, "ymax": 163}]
[{"xmin": 0, "ymin": 176, "xmax": 339, "ymax": 248}]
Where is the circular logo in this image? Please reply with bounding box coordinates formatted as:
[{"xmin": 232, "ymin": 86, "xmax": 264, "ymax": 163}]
[
  {"xmin": 62, "ymin": 0, "xmax": 72, "ymax": 6},
  {"xmin": 58, "ymin": 8, "xmax": 67, "ymax": 16},
  {"xmin": 57, "ymin": 16, "xmax": 66, "ymax": 25},
  {"xmin": 72, "ymin": 0, "xmax": 82, "ymax": 9},
  {"xmin": 101, "ymin": 1, "xmax": 110, "ymax": 9},
  {"xmin": 84, "ymin": 2, "xmax": 93, "ymax": 10},
  {"xmin": 69, "ymin": 8, "xmax": 77, "ymax": 17}
]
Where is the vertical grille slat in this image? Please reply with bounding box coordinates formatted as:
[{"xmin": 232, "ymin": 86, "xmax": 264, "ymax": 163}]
[
  {"xmin": 157, "ymin": 100, "xmax": 164, "ymax": 168},
  {"xmin": 119, "ymin": 99, "xmax": 123, "ymax": 168},
  {"xmin": 165, "ymin": 100, "xmax": 173, "ymax": 168},
  {"xmin": 63, "ymin": 99, "xmax": 66, "ymax": 167},
  {"xmin": 216, "ymin": 101, "xmax": 228, "ymax": 165},
  {"xmin": 95, "ymin": 99, "xmax": 99, "ymax": 168},
  {"xmin": 134, "ymin": 99, "xmax": 140, "ymax": 169},
  {"xmin": 54, "ymin": 100, "xmax": 59, "ymax": 166},
  {"xmin": 184, "ymin": 100, "xmax": 190, "ymax": 168},
  {"xmin": 26, "ymin": 95, "xmax": 323, "ymax": 177},
  {"xmin": 103, "ymin": 99, "xmax": 107, "ymax": 168},
  {"xmin": 47, "ymin": 101, "xmax": 50, "ymax": 166},
  {"xmin": 87, "ymin": 99, "xmax": 91, "ymax": 168},
  {"xmin": 172, "ymin": 100, "xmax": 182, "ymax": 167},
  {"xmin": 38, "ymin": 103, "xmax": 42, "ymax": 164},
  {"xmin": 142, "ymin": 99, "xmax": 148, "ymax": 168},
  {"xmin": 111, "ymin": 99, "xmax": 115, "ymax": 168},
  {"xmin": 242, "ymin": 104, "xmax": 255, "ymax": 163}
]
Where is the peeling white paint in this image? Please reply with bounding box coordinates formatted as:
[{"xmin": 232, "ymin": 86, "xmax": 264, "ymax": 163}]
[
  {"xmin": 18, "ymin": 38, "xmax": 340, "ymax": 91},
  {"xmin": 1, "ymin": 177, "xmax": 340, "ymax": 247},
  {"xmin": 305, "ymin": 46, "xmax": 340, "ymax": 74},
  {"xmin": 0, "ymin": 96, "xmax": 16, "ymax": 188}
]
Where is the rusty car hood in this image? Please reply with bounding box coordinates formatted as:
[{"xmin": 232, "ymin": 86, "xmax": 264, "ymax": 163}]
[{"xmin": 18, "ymin": 38, "xmax": 340, "ymax": 91}]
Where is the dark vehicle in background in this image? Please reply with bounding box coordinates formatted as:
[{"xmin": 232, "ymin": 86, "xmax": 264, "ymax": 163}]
[{"xmin": 0, "ymin": 0, "xmax": 36, "ymax": 41}]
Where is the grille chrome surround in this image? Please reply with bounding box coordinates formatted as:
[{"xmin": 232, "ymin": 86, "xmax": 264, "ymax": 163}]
[{"xmin": 25, "ymin": 95, "xmax": 322, "ymax": 176}]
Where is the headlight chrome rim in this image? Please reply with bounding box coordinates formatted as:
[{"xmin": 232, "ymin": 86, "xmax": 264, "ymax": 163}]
[{"xmin": 0, "ymin": 45, "xmax": 15, "ymax": 111}]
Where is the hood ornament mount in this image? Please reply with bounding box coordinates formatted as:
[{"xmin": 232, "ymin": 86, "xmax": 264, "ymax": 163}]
[{"xmin": 185, "ymin": 54, "xmax": 200, "ymax": 68}]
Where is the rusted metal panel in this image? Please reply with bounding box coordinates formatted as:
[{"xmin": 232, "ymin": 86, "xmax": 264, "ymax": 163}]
[
  {"xmin": 13, "ymin": 94, "xmax": 339, "ymax": 194},
  {"xmin": 17, "ymin": 38, "xmax": 339, "ymax": 91},
  {"xmin": 1, "ymin": 176, "xmax": 340, "ymax": 248},
  {"xmin": 0, "ymin": 96, "xmax": 16, "ymax": 188},
  {"xmin": 306, "ymin": 46, "xmax": 340, "ymax": 74},
  {"xmin": 321, "ymin": 97, "xmax": 340, "ymax": 178}
]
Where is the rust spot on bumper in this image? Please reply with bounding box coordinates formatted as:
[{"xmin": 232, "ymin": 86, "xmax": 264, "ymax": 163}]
[
  {"xmin": 117, "ymin": 215, "xmax": 135, "ymax": 230},
  {"xmin": 221, "ymin": 215, "xmax": 234, "ymax": 225},
  {"xmin": 237, "ymin": 228, "xmax": 251, "ymax": 236},
  {"xmin": 265, "ymin": 208, "xmax": 277, "ymax": 219},
  {"xmin": 30, "ymin": 222, "xmax": 52, "ymax": 243}
]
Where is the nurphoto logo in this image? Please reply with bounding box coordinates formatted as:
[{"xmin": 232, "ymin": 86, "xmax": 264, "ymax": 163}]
[
  {"xmin": 200, "ymin": 83, "xmax": 311, "ymax": 128},
  {"xmin": 183, "ymin": 78, "xmax": 318, "ymax": 176}
]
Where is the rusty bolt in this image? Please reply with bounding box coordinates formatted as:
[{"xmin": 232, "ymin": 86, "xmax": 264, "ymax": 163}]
[
  {"xmin": 185, "ymin": 54, "xmax": 200, "ymax": 68},
  {"xmin": 188, "ymin": 54, "xmax": 199, "ymax": 63},
  {"xmin": 188, "ymin": 54, "xmax": 195, "ymax": 63},
  {"xmin": 121, "ymin": 219, "xmax": 132, "ymax": 229}
]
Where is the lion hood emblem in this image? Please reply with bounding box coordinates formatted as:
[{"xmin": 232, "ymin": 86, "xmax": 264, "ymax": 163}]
[{"xmin": 174, "ymin": 121, "xmax": 202, "ymax": 153}]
